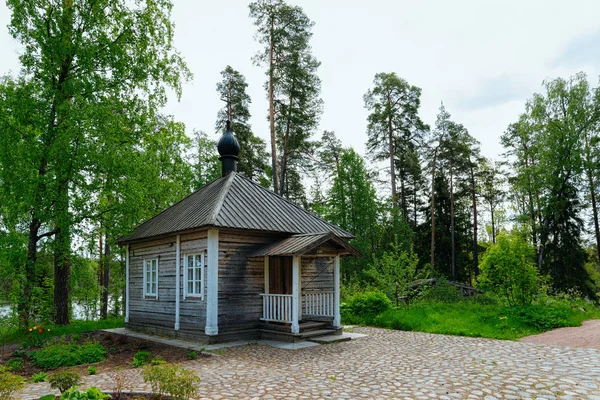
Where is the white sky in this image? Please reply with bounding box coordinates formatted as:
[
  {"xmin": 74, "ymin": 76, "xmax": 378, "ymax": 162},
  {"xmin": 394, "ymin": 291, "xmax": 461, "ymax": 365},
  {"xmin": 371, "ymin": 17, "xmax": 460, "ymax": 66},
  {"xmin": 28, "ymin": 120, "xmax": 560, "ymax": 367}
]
[{"xmin": 1, "ymin": 0, "xmax": 600, "ymax": 161}]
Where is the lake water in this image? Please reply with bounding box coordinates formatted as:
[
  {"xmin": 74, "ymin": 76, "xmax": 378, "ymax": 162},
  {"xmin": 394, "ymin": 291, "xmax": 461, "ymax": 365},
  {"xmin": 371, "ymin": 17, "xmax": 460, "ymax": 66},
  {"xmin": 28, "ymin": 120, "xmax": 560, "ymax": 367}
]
[{"xmin": 0, "ymin": 299, "xmax": 117, "ymax": 321}]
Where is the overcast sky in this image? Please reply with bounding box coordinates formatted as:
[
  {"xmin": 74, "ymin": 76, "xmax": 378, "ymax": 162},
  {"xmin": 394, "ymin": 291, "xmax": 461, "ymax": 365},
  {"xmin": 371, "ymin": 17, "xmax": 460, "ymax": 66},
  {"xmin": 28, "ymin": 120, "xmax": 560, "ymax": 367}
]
[{"xmin": 1, "ymin": 0, "xmax": 600, "ymax": 161}]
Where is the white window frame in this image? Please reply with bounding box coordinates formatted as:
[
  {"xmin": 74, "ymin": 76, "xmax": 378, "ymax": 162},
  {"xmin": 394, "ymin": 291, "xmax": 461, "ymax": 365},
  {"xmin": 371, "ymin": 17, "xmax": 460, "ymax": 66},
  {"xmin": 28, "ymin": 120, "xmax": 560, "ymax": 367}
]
[
  {"xmin": 184, "ymin": 252, "xmax": 205, "ymax": 300},
  {"xmin": 143, "ymin": 258, "xmax": 159, "ymax": 299}
]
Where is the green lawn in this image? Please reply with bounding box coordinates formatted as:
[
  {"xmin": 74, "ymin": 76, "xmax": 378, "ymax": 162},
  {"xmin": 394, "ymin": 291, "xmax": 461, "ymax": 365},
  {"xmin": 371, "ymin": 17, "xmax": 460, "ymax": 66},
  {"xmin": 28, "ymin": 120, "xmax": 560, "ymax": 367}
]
[{"xmin": 343, "ymin": 298, "xmax": 600, "ymax": 340}]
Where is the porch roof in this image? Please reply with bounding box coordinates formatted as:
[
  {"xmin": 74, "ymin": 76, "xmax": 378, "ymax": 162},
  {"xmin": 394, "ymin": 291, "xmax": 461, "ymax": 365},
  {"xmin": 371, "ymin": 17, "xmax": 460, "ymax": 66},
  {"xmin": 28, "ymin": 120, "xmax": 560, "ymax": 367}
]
[{"xmin": 248, "ymin": 232, "xmax": 361, "ymax": 258}]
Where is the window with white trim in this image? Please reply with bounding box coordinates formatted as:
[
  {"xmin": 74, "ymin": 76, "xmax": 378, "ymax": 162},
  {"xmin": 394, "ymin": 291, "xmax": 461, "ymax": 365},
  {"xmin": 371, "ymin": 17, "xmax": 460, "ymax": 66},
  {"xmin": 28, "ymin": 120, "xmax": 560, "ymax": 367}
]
[
  {"xmin": 143, "ymin": 258, "xmax": 158, "ymax": 298},
  {"xmin": 184, "ymin": 253, "xmax": 204, "ymax": 299}
]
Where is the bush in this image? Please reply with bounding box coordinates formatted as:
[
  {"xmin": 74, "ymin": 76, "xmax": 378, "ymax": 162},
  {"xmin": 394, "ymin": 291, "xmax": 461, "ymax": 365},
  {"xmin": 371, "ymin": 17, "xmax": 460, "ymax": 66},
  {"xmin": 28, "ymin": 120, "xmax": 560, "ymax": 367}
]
[
  {"xmin": 48, "ymin": 370, "xmax": 81, "ymax": 393},
  {"xmin": 187, "ymin": 351, "xmax": 197, "ymax": 360},
  {"xmin": 31, "ymin": 371, "xmax": 48, "ymax": 383},
  {"xmin": 151, "ymin": 357, "xmax": 166, "ymax": 365},
  {"xmin": 0, "ymin": 366, "xmax": 25, "ymax": 400},
  {"xmin": 5, "ymin": 357, "xmax": 24, "ymax": 372},
  {"xmin": 60, "ymin": 386, "xmax": 110, "ymax": 400},
  {"xmin": 477, "ymin": 231, "xmax": 539, "ymax": 306},
  {"xmin": 87, "ymin": 366, "xmax": 97, "ymax": 375},
  {"xmin": 30, "ymin": 342, "xmax": 106, "ymax": 369},
  {"xmin": 132, "ymin": 351, "xmax": 152, "ymax": 367},
  {"xmin": 142, "ymin": 363, "xmax": 200, "ymax": 400},
  {"xmin": 342, "ymin": 291, "xmax": 391, "ymax": 323}
]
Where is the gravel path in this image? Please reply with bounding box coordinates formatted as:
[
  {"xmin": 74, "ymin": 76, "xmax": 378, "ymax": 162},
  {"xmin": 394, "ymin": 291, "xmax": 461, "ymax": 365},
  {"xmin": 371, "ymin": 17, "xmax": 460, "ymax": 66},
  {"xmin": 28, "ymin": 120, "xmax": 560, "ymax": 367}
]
[
  {"xmin": 520, "ymin": 319, "xmax": 600, "ymax": 350},
  {"xmin": 21, "ymin": 326, "xmax": 600, "ymax": 399}
]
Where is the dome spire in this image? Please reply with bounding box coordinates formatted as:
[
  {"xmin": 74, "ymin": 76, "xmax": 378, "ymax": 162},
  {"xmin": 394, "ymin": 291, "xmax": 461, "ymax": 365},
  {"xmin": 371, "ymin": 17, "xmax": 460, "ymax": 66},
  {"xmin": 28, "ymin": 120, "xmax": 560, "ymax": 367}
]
[{"xmin": 217, "ymin": 120, "xmax": 240, "ymax": 176}]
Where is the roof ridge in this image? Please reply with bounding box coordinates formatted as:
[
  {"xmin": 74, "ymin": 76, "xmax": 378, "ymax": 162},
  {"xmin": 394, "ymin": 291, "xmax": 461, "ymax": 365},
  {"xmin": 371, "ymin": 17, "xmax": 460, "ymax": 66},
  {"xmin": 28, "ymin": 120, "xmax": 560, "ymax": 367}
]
[
  {"xmin": 207, "ymin": 171, "xmax": 236, "ymax": 225},
  {"xmin": 233, "ymin": 174, "xmax": 355, "ymax": 239}
]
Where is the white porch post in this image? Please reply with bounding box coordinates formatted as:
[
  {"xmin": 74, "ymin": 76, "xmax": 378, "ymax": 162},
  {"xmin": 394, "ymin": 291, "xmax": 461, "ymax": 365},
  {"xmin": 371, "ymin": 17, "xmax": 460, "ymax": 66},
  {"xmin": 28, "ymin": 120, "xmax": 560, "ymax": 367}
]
[
  {"xmin": 125, "ymin": 244, "xmax": 130, "ymax": 323},
  {"xmin": 205, "ymin": 229, "xmax": 219, "ymax": 336},
  {"xmin": 174, "ymin": 235, "xmax": 181, "ymax": 331},
  {"xmin": 333, "ymin": 255, "xmax": 341, "ymax": 328},
  {"xmin": 291, "ymin": 256, "xmax": 300, "ymax": 334},
  {"xmin": 264, "ymin": 257, "xmax": 269, "ymax": 294}
]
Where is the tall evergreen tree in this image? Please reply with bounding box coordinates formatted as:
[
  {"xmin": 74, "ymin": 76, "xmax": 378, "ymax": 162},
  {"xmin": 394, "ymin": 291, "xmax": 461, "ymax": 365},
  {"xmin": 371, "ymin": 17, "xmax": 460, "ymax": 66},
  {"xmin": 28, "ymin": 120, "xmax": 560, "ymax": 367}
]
[
  {"xmin": 249, "ymin": 0, "xmax": 322, "ymax": 199},
  {"xmin": 215, "ymin": 66, "xmax": 269, "ymax": 182},
  {"xmin": 364, "ymin": 73, "xmax": 427, "ymax": 216}
]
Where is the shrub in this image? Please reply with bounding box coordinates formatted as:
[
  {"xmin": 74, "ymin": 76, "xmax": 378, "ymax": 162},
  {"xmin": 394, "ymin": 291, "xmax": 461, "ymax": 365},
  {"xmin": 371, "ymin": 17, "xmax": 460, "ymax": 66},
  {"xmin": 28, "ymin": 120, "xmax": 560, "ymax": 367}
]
[
  {"xmin": 31, "ymin": 371, "xmax": 48, "ymax": 383},
  {"xmin": 343, "ymin": 291, "xmax": 391, "ymax": 322},
  {"xmin": 88, "ymin": 366, "xmax": 97, "ymax": 375},
  {"xmin": 60, "ymin": 386, "xmax": 110, "ymax": 400},
  {"xmin": 367, "ymin": 244, "xmax": 424, "ymax": 306},
  {"xmin": 132, "ymin": 351, "xmax": 152, "ymax": 367},
  {"xmin": 30, "ymin": 342, "xmax": 106, "ymax": 369},
  {"xmin": 477, "ymin": 231, "xmax": 539, "ymax": 306},
  {"xmin": 0, "ymin": 366, "xmax": 25, "ymax": 400},
  {"xmin": 11, "ymin": 349, "xmax": 27, "ymax": 358},
  {"xmin": 187, "ymin": 351, "xmax": 197, "ymax": 360},
  {"xmin": 5, "ymin": 357, "xmax": 24, "ymax": 372},
  {"xmin": 151, "ymin": 357, "xmax": 166, "ymax": 365},
  {"xmin": 142, "ymin": 363, "xmax": 200, "ymax": 400},
  {"xmin": 48, "ymin": 370, "xmax": 81, "ymax": 393}
]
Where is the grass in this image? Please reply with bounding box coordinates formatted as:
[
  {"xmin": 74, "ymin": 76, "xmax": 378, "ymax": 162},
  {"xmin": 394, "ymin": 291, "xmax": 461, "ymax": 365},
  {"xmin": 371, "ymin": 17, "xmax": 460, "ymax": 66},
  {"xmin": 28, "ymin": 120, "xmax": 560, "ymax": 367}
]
[
  {"xmin": 343, "ymin": 296, "xmax": 600, "ymax": 340},
  {"xmin": 2, "ymin": 317, "xmax": 124, "ymax": 345}
]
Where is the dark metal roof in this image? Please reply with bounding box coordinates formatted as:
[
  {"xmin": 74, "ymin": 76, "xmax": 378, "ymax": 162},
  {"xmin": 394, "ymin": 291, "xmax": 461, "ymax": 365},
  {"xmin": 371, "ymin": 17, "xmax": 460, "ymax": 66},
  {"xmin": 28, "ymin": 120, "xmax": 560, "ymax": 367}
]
[
  {"xmin": 117, "ymin": 172, "xmax": 354, "ymax": 243},
  {"xmin": 248, "ymin": 232, "xmax": 361, "ymax": 258}
]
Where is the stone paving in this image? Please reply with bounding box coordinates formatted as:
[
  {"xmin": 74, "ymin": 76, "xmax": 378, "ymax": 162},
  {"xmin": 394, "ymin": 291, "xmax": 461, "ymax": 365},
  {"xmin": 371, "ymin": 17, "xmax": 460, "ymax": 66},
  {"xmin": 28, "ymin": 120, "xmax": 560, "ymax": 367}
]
[{"xmin": 21, "ymin": 326, "xmax": 600, "ymax": 399}]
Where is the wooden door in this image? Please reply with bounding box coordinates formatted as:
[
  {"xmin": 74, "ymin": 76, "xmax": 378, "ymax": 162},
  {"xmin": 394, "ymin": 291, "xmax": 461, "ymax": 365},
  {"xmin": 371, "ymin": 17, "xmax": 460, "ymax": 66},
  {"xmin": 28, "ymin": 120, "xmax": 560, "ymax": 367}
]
[{"xmin": 269, "ymin": 256, "xmax": 292, "ymax": 294}]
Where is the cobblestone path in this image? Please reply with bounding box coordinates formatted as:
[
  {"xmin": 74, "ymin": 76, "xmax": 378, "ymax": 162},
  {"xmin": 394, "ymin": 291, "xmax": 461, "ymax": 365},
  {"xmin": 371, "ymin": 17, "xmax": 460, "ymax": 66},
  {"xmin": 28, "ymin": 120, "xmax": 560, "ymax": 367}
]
[{"xmin": 21, "ymin": 327, "xmax": 600, "ymax": 399}]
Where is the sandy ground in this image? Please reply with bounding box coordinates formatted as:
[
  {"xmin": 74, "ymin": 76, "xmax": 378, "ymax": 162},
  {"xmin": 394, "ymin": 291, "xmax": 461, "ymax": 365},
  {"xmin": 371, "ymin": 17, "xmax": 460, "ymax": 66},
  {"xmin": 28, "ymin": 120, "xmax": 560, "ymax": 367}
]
[{"xmin": 520, "ymin": 319, "xmax": 600, "ymax": 349}]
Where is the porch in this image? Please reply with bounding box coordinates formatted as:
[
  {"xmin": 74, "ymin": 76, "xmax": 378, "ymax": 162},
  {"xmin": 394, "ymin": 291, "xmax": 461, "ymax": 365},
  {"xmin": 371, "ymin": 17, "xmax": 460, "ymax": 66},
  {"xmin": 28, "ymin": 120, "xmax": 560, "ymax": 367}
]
[{"xmin": 249, "ymin": 232, "xmax": 361, "ymax": 335}]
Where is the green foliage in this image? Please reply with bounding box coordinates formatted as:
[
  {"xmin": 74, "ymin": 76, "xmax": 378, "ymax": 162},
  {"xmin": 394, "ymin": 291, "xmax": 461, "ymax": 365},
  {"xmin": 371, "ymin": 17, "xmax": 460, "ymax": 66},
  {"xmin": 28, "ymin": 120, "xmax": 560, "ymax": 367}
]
[
  {"xmin": 31, "ymin": 371, "xmax": 48, "ymax": 383},
  {"xmin": 151, "ymin": 357, "xmax": 166, "ymax": 365},
  {"xmin": 417, "ymin": 278, "xmax": 463, "ymax": 303},
  {"xmin": 87, "ymin": 366, "xmax": 97, "ymax": 375},
  {"xmin": 31, "ymin": 342, "xmax": 106, "ymax": 369},
  {"xmin": 477, "ymin": 231, "xmax": 539, "ymax": 306},
  {"xmin": 60, "ymin": 386, "xmax": 110, "ymax": 400},
  {"xmin": 5, "ymin": 357, "xmax": 24, "ymax": 372},
  {"xmin": 342, "ymin": 291, "xmax": 391, "ymax": 324},
  {"xmin": 142, "ymin": 363, "xmax": 200, "ymax": 400},
  {"xmin": 132, "ymin": 351, "xmax": 152, "ymax": 367},
  {"xmin": 0, "ymin": 366, "xmax": 25, "ymax": 400},
  {"xmin": 368, "ymin": 241, "xmax": 424, "ymax": 306},
  {"xmin": 187, "ymin": 351, "xmax": 197, "ymax": 360},
  {"xmin": 39, "ymin": 395, "xmax": 56, "ymax": 400},
  {"xmin": 48, "ymin": 370, "xmax": 81, "ymax": 393}
]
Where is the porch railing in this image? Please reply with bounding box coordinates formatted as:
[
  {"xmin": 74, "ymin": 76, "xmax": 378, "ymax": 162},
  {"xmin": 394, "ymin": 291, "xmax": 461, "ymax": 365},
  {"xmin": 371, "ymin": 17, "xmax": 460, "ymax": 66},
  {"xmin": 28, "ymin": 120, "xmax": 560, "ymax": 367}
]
[
  {"xmin": 260, "ymin": 293, "xmax": 293, "ymax": 323},
  {"xmin": 303, "ymin": 291, "xmax": 334, "ymax": 317}
]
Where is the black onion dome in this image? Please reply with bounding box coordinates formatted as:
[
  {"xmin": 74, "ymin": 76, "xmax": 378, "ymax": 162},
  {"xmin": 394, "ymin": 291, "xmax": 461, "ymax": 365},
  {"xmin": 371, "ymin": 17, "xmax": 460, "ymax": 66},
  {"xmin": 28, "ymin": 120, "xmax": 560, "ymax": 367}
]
[{"xmin": 217, "ymin": 120, "xmax": 240, "ymax": 157}]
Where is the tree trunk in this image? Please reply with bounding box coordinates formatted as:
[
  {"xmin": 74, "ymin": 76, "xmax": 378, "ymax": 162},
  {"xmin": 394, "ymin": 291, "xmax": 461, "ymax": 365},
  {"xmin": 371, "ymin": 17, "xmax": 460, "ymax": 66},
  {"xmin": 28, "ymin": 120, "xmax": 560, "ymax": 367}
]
[
  {"xmin": 268, "ymin": 25, "xmax": 279, "ymax": 193},
  {"xmin": 490, "ymin": 202, "xmax": 496, "ymax": 244},
  {"xmin": 53, "ymin": 228, "xmax": 70, "ymax": 325},
  {"xmin": 279, "ymin": 94, "xmax": 294, "ymax": 197},
  {"xmin": 430, "ymin": 148, "xmax": 438, "ymax": 268},
  {"xmin": 450, "ymin": 160, "xmax": 455, "ymax": 280},
  {"xmin": 387, "ymin": 92, "xmax": 397, "ymax": 207},
  {"xmin": 101, "ymin": 232, "xmax": 110, "ymax": 319},
  {"xmin": 470, "ymin": 162, "xmax": 479, "ymax": 278}
]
